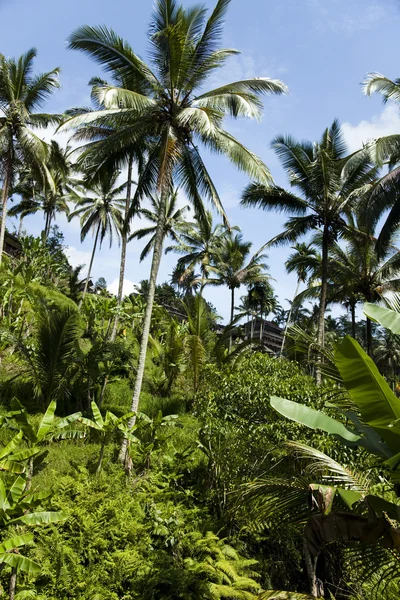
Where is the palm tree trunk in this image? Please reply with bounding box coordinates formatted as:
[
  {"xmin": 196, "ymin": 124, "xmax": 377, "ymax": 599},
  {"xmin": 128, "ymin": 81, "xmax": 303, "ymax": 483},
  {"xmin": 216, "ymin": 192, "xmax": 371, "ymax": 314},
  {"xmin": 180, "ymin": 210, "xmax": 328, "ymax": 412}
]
[
  {"xmin": 280, "ymin": 278, "xmax": 301, "ymax": 356},
  {"xmin": 78, "ymin": 222, "xmax": 100, "ymax": 310},
  {"xmin": 44, "ymin": 211, "xmax": 51, "ymax": 239},
  {"xmin": 111, "ymin": 154, "xmax": 134, "ymax": 341},
  {"xmin": 17, "ymin": 216, "xmax": 24, "ymax": 237},
  {"xmin": 316, "ymin": 229, "xmax": 329, "ymax": 384},
  {"xmin": 351, "ymin": 300, "xmax": 356, "ymax": 338},
  {"xmin": 9, "ymin": 567, "xmax": 17, "ymax": 600},
  {"xmin": 0, "ymin": 146, "xmax": 13, "ymax": 266},
  {"xmin": 303, "ymin": 540, "xmax": 320, "ymax": 597},
  {"xmin": 119, "ymin": 186, "xmax": 168, "ymax": 465},
  {"xmin": 229, "ymin": 287, "xmax": 235, "ymax": 352},
  {"xmin": 366, "ymin": 316, "xmax": 372, "ymax": 357}
]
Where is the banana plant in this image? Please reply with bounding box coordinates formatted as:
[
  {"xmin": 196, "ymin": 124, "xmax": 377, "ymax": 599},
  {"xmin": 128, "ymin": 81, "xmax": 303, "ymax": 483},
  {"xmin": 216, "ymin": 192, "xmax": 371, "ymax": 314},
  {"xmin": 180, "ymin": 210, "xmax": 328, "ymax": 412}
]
[
  {"xmin": 79, "ymin": 401, "xmax": 138, "ymax": 473},
  {"xmin": 7, "ymin": 398, "xmax": 83, "ymax": 487},
  {"xmin": 245, "ymin": 304, "xmax": 400, "ymax": 596}
]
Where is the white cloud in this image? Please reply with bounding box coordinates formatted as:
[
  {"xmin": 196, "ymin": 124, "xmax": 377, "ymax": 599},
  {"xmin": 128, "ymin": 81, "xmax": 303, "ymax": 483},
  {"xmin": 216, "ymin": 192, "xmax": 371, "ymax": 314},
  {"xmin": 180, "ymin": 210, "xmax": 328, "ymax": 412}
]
[
  {"xmin": 342, "ymin": 103, "xmax": 400, "ymax": 153},
  {"xmin": 65, "ymin": 246, "xmax": 92, "ymax": 270},
  {"xmin": 308, "ymin": 0, "xmax": 398, "ymax": 35},
  {"xmin": 107, "ymin": 277, "xmax": 140, "ymax": 297}
]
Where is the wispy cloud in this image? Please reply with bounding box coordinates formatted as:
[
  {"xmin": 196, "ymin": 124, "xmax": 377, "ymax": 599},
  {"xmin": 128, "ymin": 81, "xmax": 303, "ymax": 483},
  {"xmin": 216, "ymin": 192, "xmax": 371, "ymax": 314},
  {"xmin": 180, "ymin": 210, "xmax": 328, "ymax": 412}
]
[
  {"xmin": 308, "ymin": 0, "xmax": 398, "ymax": 35},
  {"xmin": 342, "ymin": 103, "xmax": 400, "ymax": 152}
]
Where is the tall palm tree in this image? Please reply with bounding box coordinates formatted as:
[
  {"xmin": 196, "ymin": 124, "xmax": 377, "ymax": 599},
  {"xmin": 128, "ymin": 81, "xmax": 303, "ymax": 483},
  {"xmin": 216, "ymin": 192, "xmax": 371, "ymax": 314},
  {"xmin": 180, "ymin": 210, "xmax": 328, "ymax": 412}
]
[
  {"xmin": 281, "ymin": 243, "xmax": 320, "ymax": 355},
  {"xmin": 61, "ymin": 0, "xmax": 288, "ymax": 435},
  {"xmin": 130, "ymin": 189, "xmax": 189, "ymax": 261},
  {"xmin": 68, "ymin": 172, "xmax": 125, "ymax": 308},
  {"xmin": 167, "ymin": 210, "xmax": 231, "ymax": 293},
  {"xmin": 375, "ymin": 332, "xmax": 400, "ymax": 392},
  {"xmin": 209, "ymin": 232, "xmax": 268, "ymax": 349},
  {"xmin": 0, "ymin": 49, "xmax": 61, "ymax": 264},
  {"xmin": 328, "ymin": 221, "xmax": 400, "ymax": 356},
  {"xmin": 241, "ymin": 121, "xmax": 375, "ymax": 379},
  {"xmin": 360, "ymin": 72, "xmax": 400, "ymax": 260},
  {"xmin": 67, "ymin": 100, "xmax": 147, "ymax": 342},
  {"xmin": 8, "ymin": 141, "xmax": 71, "ymax": 238}
]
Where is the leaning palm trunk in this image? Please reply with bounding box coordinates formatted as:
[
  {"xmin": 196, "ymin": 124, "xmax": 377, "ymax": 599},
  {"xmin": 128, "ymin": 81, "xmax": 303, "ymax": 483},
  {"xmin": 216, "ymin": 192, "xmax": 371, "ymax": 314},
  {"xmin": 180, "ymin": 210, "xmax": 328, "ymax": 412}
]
[
  {"xmin": 0, "ymin": 147, "xmax": 12, "ymax": 266},
  {"xmin": 229, "ymin": 287, "xmax": 235, "ymax": 352},
  {"xmin": 280, "ymin": 278, "xmax": 301, "ymax": 356},
  {"xmin": 111, "ymin": 155, "xmax": 134, "ymax": 341},
  {"xmin": 44, "ymin": 211, "xmax": 52, "ymax": 239},
  {"xmin": 316, "ymin": 231, "xmax": 329, "ymax": 384},
  {"xmin": 79, "ymin": 222, "xmax": 100, "ymax": 310},
  {"xmin": 119, "ymin": 187, "xmax": 168, "ymax": 465}
]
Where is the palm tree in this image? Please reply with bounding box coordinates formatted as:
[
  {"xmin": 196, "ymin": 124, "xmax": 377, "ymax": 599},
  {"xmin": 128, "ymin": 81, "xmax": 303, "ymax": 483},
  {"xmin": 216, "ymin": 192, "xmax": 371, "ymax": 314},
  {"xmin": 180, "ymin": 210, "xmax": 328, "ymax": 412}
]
[
  {"xmin": 130, "ymin": 189, "xmax": 189, "ymax": 261},
  {"xmin": 67, "ymin": 101, "xmax": 147, "ymax": 342},
  {"xmin": 61, "ymin": 0, "xmax": 288, "ymax": 437},
  {"xmin": 209, "ymin": 232, "xmax": 268, "ymax": 349},
  {"xmin": 8, "ymin": 141, "xmax": 71, "ymax": 238},
  {"xmin": 375, "ymin": 332, "xmax": 400, "ymax": 391},
  {"xmin": 167, "ymin": 210, "xmax": 230, "ymax": 293},
  {"xmin": 281, "ymin": 243, "xmax": 320, "ymax": 355},
  {"xmin": 0, "ymin": 49, "xmax": 61, "ymax": 264},
  {"xmin": 68, "ymin": 172, "xmax": 125, "ymax": 308},
  {"xmin": 241, "ymin": 121, "xmax": 375, "ymax": 379},
  {"xmin": 171, "ymin": 262, "xmax": 200, "ymax": 296},
  {"xmin": 360, "ymin": 72, "xmax": 400, "ymax": 261},
  {"xmin": 328, "ymin": 221, "xmax": 400, "ymax": 356}
]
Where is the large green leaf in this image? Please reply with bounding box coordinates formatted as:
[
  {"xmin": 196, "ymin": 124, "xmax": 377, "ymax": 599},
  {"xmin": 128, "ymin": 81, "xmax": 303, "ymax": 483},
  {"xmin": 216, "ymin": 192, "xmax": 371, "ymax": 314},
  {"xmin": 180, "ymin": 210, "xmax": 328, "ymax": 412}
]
[
  {"xmin": 36, "ymin": 400, "xmax": 56, "ymax": 442},
  {"xmin": 0, "ymin": 431, "xmax": 24, "ymax": 460},
  {"xmin": 7, "ymin": 475, "xmax": 26, "ymax": 505},
  {"xmin": 363, "ymin": 303, "xmax": 400, "ymax": 335},
  {"xmin": 0, "ymin": 533, "xmax": 34, "ymax": 553},
  {"xmin": 10, "ymin": 399, "xmax": 36, "ymax": 442},
  {"xmin": 90, "ymin": 401, "xmax": 104, "ymax": 428},
  {"xmin": 270, "ymin": 396, "xmax": 361, "ymax": 444},
  {"xmin": 335, "ymin": 336, "xmax": 400, "ymax": 455},
  {"xmin": 0, "ymin": 552, "xmax": 40, "ymax": 574},
  {"xmin": 12, "ymin": 510, "xmax": 68, "ymax": 526}
]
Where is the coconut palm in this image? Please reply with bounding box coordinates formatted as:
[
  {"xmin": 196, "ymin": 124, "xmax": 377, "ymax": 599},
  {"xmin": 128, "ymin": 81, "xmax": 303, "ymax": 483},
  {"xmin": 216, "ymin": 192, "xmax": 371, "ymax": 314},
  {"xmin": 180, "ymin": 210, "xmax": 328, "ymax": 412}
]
[
  {"xmin": 61, "ymin": 0, "xmax": 288, "ymax": 438},
  {"xmin": 0, "ymin": 49, "xmax": 61, "ymax": 264},
  {"xmin": 280, "ymin": 243, "xmax": 320, "ymax": 355},
  {"xmin": 67, "ymin": 100, "xmax": 147, "ymax": 341},
  {"xmin": 167, "ymin": 210, "xmax": 231, "ymax": 293},
  {"xmin": 171, "ymin": 262, "xmax": 200, "ymax": 296},
  {"xmin": 130, "ymin": 189, "xmax": 189, "ymax": 261},
  {"xmin": 241, "ymin": 121, "xmax": 375, "ymax": 378},
  {"xmin": 8, "ymin": 141, "xmax": 71, "ymax": 238},
  {"xmin": 208, "ymin": 232, "xmax": 268, "ymax": 349},
  {"xmin": 360, "ymin": 72, "xmax": 400, "ymax": 260},
  {"xmin": 375, "ymin": 332, "xmax": 400, "ymax": 391},
  {"xmin": 68, "ymin": 172, "xmax": 125, "ymax": 307}
]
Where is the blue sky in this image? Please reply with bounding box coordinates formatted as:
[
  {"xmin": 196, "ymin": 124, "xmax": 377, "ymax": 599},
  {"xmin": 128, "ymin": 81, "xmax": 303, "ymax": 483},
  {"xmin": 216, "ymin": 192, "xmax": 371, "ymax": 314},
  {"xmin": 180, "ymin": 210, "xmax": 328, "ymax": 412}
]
[{"xmin": 1, "ymin": 0, "xmax": 400, "ymax": 321}]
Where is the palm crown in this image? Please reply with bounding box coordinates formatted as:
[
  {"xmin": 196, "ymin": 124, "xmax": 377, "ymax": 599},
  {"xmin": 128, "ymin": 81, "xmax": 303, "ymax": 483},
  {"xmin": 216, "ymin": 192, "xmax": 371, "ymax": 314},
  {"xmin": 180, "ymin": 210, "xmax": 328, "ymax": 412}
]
[
  {"xmin": 241, "ymin": 120, "xmax": 376, "ymax": 358},
  {"xmin": 0, "ymin": 48, "xmax": 61, "ymax": 262},
  {"xmin": 61, "ymin": 0, "xmax": 287, "ymax": 221}
]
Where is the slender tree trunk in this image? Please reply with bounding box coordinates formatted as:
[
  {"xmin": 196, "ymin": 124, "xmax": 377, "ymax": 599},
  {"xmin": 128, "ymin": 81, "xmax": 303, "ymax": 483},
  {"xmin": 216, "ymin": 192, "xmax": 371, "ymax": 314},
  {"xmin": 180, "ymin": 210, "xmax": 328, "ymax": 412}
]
[
  {"xmin": 78, "ymin": 223, "xmax": 101, "ymax": 310},
  {"xmin": 9, "ymin": 567, "xmax": 17, "ymax": 600},
  {"xmin": 229, "ymin": 288, "xmax": 235, "ymax": 352},
  {"xmin": 0, "ymin": 146, "xmax": 13, "ymax": 266},
  {"xmin": 280, "ymin": 278, "xmax": 301, "ymax": 356},
  {"xmin": 316, "ymin": 229, "xmax": 329, "ymax": 385},
  {"xmin": 17, "ymin": 216, "xmax": 24, "ymax": 237},
  {"xmin": 44, "ymin": 212, "xmax": 51, "ymax": 239},
  {"xmin": 119, "ymin": 186, "xmax": 168, "ymax": 465},
  {"xmin": 351, "ymin": 301, "xmax": 356, "ymax": 339},
  {"xmin": 303, "ymin": 540, "xmax": 320, "ymax": 597},
  {"xmin": 366, "ymin": 316, "xmax": 372, "ymax": 357},
  {"xmin": 96, "ymin": 442, "xmax": 105, "ymax": 474},
  {"xmin": 111, "ymin": 155, "xmax": 134, "ymax": 341}
]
